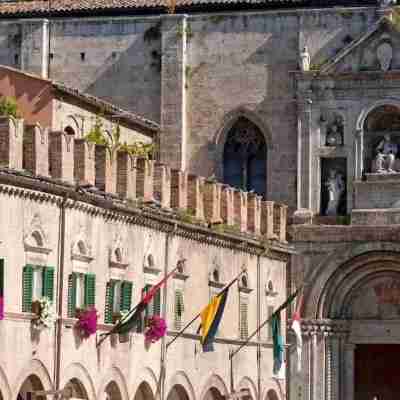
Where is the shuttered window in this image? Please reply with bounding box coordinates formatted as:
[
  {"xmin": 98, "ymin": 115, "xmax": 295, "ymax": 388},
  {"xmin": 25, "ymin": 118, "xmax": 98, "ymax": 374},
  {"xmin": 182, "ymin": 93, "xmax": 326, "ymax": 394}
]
[
  {"xmin": 84, "ymin": 273, "xmax": 96, "ymax": 307},
  {"xmin": 239, "ymin": 299, "xmax": 249, "ymax": 340},
  {"xmin": 121, "ymin": 281, "xmax": 133, "ymax": 312},
  {"xmin": 174, "ymin": 290, "xmax": 184, "ymax": 330},
  {"xmin": 68, "ymin": 272, "xmax": 96, "ymax": 318},
  {"xmin": 104, "ymin": 280, "xmax": 115, "ymax": 324},
  {"xmin": 137, "ymin": 284, "xmax": 161, "ymax": 332},
  {"xmin": 68, "ymin": 273, "xmax": 77, "ymax": 317},
  {"xmin": 0, "ymin": 259, "xmax": 4, "ymax": 297},
  {"xmin": 22, "ymin": 265, "xmax": 54, "ymax": 312},
  {"xmin": 104, "ymin": 280, "xmax": 133, "ymax": 324}
]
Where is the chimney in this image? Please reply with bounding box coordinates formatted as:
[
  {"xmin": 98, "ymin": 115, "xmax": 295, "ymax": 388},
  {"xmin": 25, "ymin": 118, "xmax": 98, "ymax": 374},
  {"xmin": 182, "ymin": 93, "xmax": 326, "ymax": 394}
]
[
  {"xmin": 0, "ymin": 117, "xmax": 23, "ymax": 170},
  {"xmin": 221, "ymin": 186, "xmax": 235, "ymax": 226},
  {"xmin": 204, "ymin": 181, "xmax": 223, "ymax": 224},
  {"xmin": 154, "ymin": 163, "xmax": 171, "ymax": 208},
  {"xmin": 49, "ymin": 131, "xmax": 74, "ymax": 183},
  {"xmin": 234, "ymin": 190, "xmax": 248, "ymax": 232},
  {"xmin": 171, "ymin": 169, "xmax": 188, "ymax": 210},
  {"xmin": 23, "ymin": 124, "xmax": 49, "ymax": 176},
  {"xmin": 187, "ymin": 174, "xmax": 205, "ymax": 221},
  {"xmin": 117, "ymin": 152, "xmax": 136, "ymax": 200},
  {"xmin": 136, "ymin": 158, "xmax": 154, "ymax": 201},
  {"xmin": 74, "ymin": 139, "xmax": 95, "ymax": 186},
  {"xmin": 247, "ymin": 193, "xmax": 262, "ymax": 236}
]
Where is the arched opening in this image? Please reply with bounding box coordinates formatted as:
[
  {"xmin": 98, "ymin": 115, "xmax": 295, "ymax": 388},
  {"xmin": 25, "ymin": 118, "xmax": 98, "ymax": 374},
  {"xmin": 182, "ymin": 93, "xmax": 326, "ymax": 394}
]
[
  {"xmin": 133, "ymin": 382, "xmax": 154, "ymax": 400},
  {"xmin": 266, "ymin": 389, "xmax": 279, "ymax": 400},
  {"xmin": 17, "ymin": 375, "xmax": 45, "ymax": 400},
  {"xmin": 203, "ymin": 387, "xmax": 225, "ymax": 400},
  {"xmin": 223, "ymin": 117, "xmax": 267, "ymax": 198},
  {"xmin": 166, "ymin": 384, "xmax": 190, "ymax": 400},
  {"xmin": 64, "ymin": 126, "xmax": 76, "ymax": 136},
  {"xmin": 114, "ymin": 248, "xmax": 122, "ymax": 263},
  {"xmin": 64, "ymin": 378, "xmax": 89, "ymax": 400},
  {"xmin": 31, "ymin": 231, "xmax": 43, "ymax": 247},
  {"xmin": 212, "ymin": 268, "xmax": 220, "ymax": 283},
  {"xmin": 363, "ymin": 104, "xmax": 400, "ymax": 173},
  {"xmin": 77, "ymin": 240, "xmax": 86, "ymax": 255},
  {"xmin": 104, "ymin": 381, "xmax": 122, "ymax": 400}
]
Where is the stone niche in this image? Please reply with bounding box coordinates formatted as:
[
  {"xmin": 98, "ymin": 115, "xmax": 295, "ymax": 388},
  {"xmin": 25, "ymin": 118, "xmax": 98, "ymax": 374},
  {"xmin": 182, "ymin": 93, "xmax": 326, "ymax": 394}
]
[{"xmin": 320, "ymin": 157, "xmax": 347, "ymax": 216}]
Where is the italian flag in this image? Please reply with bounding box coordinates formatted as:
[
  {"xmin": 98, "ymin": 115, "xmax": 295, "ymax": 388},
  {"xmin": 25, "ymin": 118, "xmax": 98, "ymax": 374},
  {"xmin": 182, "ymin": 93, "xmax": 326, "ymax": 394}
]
[{"xmin": 291, "ymin": 294, "xmax": 303, "ymax": 372}]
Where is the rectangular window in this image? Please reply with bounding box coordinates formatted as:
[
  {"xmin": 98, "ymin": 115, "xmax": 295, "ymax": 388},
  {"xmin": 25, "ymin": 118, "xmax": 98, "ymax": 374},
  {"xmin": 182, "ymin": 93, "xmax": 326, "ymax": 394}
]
[
  {"xmin": 22, "ymin": 265, "xmax": 54, "ymax": 312},
  {"xmin": 174, "ymin": 290, "xmax": 184, "ymax": 330},
  {"xmin": 67, "ymin": 272, "xmax": 96, "ymax": 317},
  {"xmin": 137, "ymin": 284, "xmax": 161, "ymax": 332},
  {"xmin": 239, "ymin": 299, "xmax": 248, "ymax": 340},
  {"xmin": 104, "ymin": 280, "xmax": 133, "ymax": 324}
]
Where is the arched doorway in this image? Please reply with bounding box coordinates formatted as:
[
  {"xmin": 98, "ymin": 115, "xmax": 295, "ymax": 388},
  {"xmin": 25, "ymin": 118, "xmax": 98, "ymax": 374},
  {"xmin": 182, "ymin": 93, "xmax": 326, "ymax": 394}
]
[
  {"xmin": 133, "ymin": 382, "xmax": 154, "ymax": 400},
  {"xmin": 223, "ymin": 117, "xmax": 267, "ymax": 198},
  {"xmin": 166, "ymin": 384, "xmax": 189, "ymax": 400},
  {"xmin": 103, "ymin": 381, "xmax": 122, "ymax": 400},
  {"xmin": 203, "ymin": 387, "xmax": 225, "ymax": 400},
  {"xmin": 64, "ymin": 378, "xmax": 89, "ymax": 400},
  {"xmin": 17, "ymin": 375, "xmax": 45, "ymax": 400}
]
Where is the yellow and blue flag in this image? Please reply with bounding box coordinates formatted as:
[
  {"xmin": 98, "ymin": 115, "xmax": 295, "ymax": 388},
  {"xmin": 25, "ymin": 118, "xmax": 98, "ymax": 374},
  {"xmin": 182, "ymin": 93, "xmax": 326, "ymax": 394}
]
[{"xmin": 199, "ymin": 288, "xmax": 229, "ymax": 352}]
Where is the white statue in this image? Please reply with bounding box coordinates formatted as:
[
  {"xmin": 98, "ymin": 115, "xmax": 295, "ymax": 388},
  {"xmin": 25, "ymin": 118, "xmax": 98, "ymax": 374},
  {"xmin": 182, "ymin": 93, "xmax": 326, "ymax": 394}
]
[
  {"xmin": 300, "ymin": 46, "xmax": 310, "ymax": 72},
  {"xmin": 375, "ymin": 133, "xmax": 398, "ymax": 173},
  {"xmin": 325, "ymin": 169, "xmax": 345, "ymax": 216}
]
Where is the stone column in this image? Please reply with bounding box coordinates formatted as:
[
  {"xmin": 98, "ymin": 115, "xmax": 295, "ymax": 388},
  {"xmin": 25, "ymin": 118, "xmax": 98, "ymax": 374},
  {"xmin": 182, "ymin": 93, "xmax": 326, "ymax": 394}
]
[
  {"xmin": 160, "ymin": 15, "xmax": 188, "ymax": 170},
  {"xmin": 325, "ymin": 335, "xmax": 340, "ymax": 400},
  {"xmin": 354, "ymin": 128, "xmax": 363, "ymax": 180},
  {"xmin": 293, "ymin": 92, "xmax": 314, "ymax": 224},
  {"xmin": 343, "ymin": 343, "xmax": 356, "ymax": 400}
]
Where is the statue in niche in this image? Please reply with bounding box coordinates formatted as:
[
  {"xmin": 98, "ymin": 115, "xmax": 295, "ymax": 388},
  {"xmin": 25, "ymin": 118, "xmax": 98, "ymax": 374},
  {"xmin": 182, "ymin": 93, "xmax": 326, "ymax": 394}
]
[
  {"xmin": 325, "ymin": 116, "xmax": 344, "ymax": 147},
  {"xmin": 374, "ymin": 133, "xmax": 398, "ymax": 173},
  {"xmin": 299, "ymin": 46, "xmax": 310, "ymax": 72},
  {"xmin": 324, "ymin": 169, "xmax": 345, "ymax": 216}
]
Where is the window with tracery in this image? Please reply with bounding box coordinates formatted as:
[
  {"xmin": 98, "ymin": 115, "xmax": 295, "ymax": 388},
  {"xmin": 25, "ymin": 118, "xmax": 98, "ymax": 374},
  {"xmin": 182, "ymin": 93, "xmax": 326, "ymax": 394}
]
[{"xmin": 223, "ymin": 118, "xmax": 267, "ymax": 198}]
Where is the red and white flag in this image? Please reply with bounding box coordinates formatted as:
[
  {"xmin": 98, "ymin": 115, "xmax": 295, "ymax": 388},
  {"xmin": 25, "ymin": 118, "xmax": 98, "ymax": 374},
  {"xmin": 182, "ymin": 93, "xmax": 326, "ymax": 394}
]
[{"xmin": 291, "ymin": 294, "xmax": 303, "ymax": 372}]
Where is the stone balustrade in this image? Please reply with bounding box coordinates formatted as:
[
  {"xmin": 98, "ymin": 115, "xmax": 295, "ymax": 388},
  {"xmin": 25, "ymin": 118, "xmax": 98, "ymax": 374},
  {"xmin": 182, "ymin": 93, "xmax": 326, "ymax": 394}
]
[{"xmin": 0, "ymin": 117, "xmax": 287, "ymax": 242}]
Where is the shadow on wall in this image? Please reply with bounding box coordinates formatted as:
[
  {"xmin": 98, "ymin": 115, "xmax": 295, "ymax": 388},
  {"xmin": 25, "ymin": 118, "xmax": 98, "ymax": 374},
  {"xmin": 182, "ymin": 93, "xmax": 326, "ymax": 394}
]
[{"xmin": 49, "ymin": 21, "xmax": 162, "ymax": 123}]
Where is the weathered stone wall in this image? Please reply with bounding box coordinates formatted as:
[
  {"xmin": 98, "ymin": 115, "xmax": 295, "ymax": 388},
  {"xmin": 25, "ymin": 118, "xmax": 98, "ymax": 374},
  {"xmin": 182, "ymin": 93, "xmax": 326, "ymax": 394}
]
[{"xmin": 0, "ymin": 7, "xmax": 379, "ymax": 210}]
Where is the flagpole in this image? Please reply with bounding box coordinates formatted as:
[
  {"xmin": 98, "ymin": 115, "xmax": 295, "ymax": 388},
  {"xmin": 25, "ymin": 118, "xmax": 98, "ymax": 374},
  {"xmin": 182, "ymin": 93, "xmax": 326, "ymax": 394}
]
[
  {"xmin": 165, "ymin": 268, "xmax": 247, "ymax": 351},
  {"xmin": 229, "ymin": 287, "xmax": 302, "ymax": 360},
  {"xmin": 96, "ymin": 265, "xmax": 180, "ymax": 348}
]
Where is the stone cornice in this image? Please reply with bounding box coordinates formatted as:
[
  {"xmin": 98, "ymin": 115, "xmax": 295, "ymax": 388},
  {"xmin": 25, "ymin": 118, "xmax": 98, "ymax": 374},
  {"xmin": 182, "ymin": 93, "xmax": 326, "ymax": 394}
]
[
  {"xmin": 0, "ymin": 169, "xmax": 294, "ymax": 258},
  {"xmin": 296, "ymin": 318, "xmax": 350, "ymax": 337}
]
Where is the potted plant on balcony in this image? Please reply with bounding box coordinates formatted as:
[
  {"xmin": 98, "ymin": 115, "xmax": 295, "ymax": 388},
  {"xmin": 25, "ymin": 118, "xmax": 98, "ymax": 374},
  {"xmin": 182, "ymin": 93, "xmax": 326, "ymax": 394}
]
[
  {"xmin": 31, "ymin": 297, "xmax": 57, "ymax": 331},
  {"xmin": 75, "ymin": 307, "xmax": 98, "ymax": 339}
]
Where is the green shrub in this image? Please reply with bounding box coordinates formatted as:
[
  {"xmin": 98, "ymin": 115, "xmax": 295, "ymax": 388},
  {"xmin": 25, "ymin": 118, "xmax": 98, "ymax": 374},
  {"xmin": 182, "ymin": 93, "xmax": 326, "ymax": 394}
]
[{"xmin": 0, "ymin": 96, "xmax": 19, "ymax": 118}]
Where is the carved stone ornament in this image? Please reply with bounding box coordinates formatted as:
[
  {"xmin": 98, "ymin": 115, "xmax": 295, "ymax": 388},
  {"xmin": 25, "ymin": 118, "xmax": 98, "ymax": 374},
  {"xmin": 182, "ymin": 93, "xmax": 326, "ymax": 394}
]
[{"xmin": 377, "ymin": 42, "xmax": 393, "ymax": 72}]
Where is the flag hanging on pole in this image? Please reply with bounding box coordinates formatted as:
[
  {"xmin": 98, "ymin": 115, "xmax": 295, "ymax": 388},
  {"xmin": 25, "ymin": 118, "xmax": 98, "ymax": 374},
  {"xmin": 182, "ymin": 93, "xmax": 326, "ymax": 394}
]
[
  {"xmin": 291, "ymin": 293, "xmax": 303, "ymax": 372},
  {"xmin": 272, "ymin": 313, "xmax": 284, "ymax": 374},
  {"xmin": 199, "ymin": 288, "xmax": 229, "ymax": 352},
  {"xmin": 269, "ymin": 288, "xmax": 301, "ymax": 375}
]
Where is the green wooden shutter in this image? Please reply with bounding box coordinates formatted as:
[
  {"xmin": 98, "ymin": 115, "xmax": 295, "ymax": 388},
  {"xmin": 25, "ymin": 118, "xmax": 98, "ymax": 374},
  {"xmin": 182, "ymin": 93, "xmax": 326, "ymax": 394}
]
[
  {"xmin": 0, "ymin": 259, "xmax": 4, "ymax": 296},
  {"xmin": 174, "ymin": 290, "xmax": 184, "ymax": 330},
  {"xmin": 22, "ymin": 265, "xmax": 34, "ymax": 312},
  {"xmin": 84, "ymin": 273, "xmax": 96, "ymax": 307},
  {"xmin": 104, "ymin": 280, "xmax": 115, "ymax": 324},
  {"xmin": 153, "ymin": 286, "xmax": 161, "ymax": 317},
  {"xmin": 240, "ymin": 300, "xmax": 248, "ymax": 340},
  {"xmin": 42, "ymin": 267, "xmax": 54, "ymax": 302},
  {"xmin": 121, "ymin": 281, "xmax": 133, "ymax": 312},
  {"xmin": 67, "ymin": 273, "xmax": 77, "ymax": 317}
]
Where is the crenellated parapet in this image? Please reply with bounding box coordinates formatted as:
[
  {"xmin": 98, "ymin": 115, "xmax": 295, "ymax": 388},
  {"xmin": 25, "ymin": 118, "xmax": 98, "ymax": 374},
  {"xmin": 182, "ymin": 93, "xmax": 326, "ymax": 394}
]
[{"xmin": 0, "ymin": 117, "xmax": 288, "ymax": 242}]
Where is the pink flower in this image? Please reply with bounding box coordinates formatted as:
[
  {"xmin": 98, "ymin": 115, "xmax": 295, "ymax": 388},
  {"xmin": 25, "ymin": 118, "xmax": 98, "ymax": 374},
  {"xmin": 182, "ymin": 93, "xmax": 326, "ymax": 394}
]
[
  {"xmin": 145, "ymin": 316, "xmax": 167, "ymax": 344},
  {"xmin": 76, "ymin": 307, "xmax": 97, "ymax": 338},
  {"xmin": 0, "ymin": 296, "xmax": 3, "ymax": 321}
]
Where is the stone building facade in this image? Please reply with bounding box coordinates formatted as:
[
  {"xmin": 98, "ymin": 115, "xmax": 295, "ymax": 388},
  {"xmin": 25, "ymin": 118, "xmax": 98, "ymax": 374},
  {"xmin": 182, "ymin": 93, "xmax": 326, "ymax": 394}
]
[
  {"xmin": 0, "ymin": 86, "xmax": 291, "ymax": 400},
  {"xmin": 2, "ymin": 0, "xmax": 400, "ymax": 399}
]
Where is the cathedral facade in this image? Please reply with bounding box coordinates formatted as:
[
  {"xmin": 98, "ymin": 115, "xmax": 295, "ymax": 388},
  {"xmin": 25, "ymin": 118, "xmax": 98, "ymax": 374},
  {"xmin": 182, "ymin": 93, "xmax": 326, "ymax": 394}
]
[{"xmin": 0, "ymin": 0, "xmax": 400, "ymax": 399}]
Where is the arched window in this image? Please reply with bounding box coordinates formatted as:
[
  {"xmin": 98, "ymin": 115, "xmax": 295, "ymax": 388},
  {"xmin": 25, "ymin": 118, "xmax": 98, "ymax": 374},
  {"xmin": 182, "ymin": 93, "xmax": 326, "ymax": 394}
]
[{"xmin": 223, "ymin": 117, "xmax": 267, "ymax": 198}]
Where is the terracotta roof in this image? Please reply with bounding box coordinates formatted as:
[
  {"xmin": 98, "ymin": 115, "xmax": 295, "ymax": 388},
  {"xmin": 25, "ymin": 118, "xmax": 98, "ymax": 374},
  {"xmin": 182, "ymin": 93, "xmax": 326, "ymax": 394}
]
[
  {"xmin": 0, "ymin": 64, "xmax": 159, "ymax": 133},
  {"xmin": 53, "ymin": 82, "xmax": 160, "ymax": 134},
  {"xmin": 0, "ymin": 0, "xmax": 377, "ymax": 16}
]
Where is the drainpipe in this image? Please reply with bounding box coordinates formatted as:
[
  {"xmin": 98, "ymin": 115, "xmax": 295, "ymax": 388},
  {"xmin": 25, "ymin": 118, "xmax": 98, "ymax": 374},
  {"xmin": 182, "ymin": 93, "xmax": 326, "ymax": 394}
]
[
  {"xmin": 160, "ymin": 223, "xmax": 178, "ymax": 400},
  {"xmin": 53, "ymin": 193, "xmax": 69, "ymax": 392},
  {"xmin": 257, "ymin": 252, "xmax": 261, "ymax": 400}
]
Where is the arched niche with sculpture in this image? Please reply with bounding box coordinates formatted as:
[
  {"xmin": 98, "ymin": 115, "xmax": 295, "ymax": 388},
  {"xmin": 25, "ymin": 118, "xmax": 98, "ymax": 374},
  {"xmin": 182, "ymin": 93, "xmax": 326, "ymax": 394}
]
[{"xmin": 362, "ymin": 104, "xmax": 400, "ymax": 174}]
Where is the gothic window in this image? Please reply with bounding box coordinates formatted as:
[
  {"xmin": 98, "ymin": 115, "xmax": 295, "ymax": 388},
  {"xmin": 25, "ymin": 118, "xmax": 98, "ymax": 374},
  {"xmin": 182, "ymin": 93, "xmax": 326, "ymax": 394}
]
[{"xmin": 223, "ymin": 118, "xmax": 267, "ymax": 198}]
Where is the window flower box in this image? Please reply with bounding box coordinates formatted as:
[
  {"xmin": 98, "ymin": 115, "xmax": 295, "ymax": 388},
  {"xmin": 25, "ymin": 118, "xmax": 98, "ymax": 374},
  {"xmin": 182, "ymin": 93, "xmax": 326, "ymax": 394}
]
[{"xmin": 75, "ymin": 307, "xmax": 98, "ymax": 339}]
